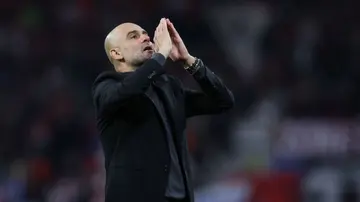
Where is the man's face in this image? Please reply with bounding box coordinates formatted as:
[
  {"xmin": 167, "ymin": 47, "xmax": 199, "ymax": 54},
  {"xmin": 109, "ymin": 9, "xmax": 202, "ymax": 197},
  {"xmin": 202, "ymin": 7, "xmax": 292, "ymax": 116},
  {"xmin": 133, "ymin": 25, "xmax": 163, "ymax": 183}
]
[{"xmin": 117, "ymin": 24, "xmax": 155, "ymax": 66}]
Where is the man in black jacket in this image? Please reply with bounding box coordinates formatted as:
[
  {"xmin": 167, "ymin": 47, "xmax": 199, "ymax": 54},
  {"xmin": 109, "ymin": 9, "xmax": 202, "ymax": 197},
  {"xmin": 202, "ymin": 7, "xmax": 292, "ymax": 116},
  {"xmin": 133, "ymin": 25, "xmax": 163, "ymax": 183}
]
[{"xmin": 92, "ymin": 18, "xmax": 234, "ymax": 202}]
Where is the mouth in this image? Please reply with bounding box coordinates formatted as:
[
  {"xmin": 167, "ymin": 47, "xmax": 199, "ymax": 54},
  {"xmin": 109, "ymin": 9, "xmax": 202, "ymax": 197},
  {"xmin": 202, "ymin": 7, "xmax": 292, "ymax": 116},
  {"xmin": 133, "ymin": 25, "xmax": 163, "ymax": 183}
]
[{"xmin": 143, "ymin": 45, "xmax": 153, "ymax": 52}]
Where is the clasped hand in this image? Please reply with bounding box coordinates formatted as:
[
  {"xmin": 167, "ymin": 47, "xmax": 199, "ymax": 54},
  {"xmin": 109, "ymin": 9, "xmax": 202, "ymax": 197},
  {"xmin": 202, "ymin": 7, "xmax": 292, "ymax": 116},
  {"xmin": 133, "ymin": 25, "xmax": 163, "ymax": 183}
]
[{"xmin": 153, "ymin": 18, "xmax": 194, "ymax": 65}]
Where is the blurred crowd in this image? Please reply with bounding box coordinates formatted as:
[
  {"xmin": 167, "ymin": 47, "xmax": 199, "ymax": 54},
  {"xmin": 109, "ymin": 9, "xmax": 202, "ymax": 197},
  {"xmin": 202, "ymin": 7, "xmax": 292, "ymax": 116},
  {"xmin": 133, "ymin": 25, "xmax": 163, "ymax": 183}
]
[{"xmin": 0, "ymin": 0, "xmax": 360, "ymax": 201}]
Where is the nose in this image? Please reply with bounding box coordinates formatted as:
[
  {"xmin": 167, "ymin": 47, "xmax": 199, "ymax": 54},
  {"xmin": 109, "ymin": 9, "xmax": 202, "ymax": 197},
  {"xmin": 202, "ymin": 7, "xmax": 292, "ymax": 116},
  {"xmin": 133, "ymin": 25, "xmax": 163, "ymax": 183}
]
[{"xmin": 140, "ymin": 34, "xmax": 150, "ymax": 43}]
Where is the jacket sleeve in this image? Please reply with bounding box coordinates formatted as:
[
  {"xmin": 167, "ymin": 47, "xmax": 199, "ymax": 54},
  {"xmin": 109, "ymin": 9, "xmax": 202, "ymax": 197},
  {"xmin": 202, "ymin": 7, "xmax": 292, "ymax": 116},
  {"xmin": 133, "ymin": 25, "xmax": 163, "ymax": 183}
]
[
  {"xmin": 183, "ymin": 58, "xmax": 235, "ymax": 117},
  {"xmin": 93, "ymin": 54, "xmax": 166, "ymax": 115}
]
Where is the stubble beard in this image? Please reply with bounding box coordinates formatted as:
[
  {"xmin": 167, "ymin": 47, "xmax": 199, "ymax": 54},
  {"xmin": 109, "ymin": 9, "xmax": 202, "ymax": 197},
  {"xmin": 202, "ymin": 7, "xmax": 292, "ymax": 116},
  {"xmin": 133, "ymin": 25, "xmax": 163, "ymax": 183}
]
[{"xmin": 131, "ymin": 51, "xmax": 153, "ymax": 67}]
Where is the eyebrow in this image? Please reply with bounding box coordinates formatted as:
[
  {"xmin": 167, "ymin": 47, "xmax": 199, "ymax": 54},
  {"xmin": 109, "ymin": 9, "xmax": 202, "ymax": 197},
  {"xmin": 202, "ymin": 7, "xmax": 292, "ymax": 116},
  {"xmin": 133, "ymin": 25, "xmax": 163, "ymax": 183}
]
[{"xmin": 126, "ymin": 30, "xmax": 148, "ymax": 38}]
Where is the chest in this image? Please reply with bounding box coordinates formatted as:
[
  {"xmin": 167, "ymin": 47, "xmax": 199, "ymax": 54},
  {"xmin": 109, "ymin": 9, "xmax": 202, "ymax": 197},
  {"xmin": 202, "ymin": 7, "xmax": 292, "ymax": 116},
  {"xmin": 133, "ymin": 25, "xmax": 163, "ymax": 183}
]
[
  {"xmin": 146, "ymin": 77, "xmax": 185, "ymax": 121},
  {"xmin": 121, "ymin": 77, "xmax": 186, "ymax": 125}
]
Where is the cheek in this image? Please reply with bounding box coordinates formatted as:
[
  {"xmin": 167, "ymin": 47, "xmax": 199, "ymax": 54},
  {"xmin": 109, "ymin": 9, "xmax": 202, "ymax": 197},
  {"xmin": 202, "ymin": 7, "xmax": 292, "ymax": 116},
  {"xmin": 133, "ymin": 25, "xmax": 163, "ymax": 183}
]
[
  {"xmin": 122, "ymin": 47, "xmax": 133, "ymax": 58},
  {"xmin": 123, "ymin": 44, "xmax": 142, "ymax": 58},
  {"xmin": 127, "ymin": 46, "xmax": 138, "ymax": 53}
]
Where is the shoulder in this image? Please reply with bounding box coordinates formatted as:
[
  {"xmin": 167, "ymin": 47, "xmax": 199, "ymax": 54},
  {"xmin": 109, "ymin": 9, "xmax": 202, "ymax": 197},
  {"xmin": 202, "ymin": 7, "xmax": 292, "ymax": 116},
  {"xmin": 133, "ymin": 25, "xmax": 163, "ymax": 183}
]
[
  {"xmin": 93, "ymin": 71, "xmax": 124, "ymax": 85},
  {"xmin": 92, "ymin": 71, "xmax": 130, "ymax": 89},
  {"xmin": 91, "ymin": 71, "xmax": 131, "ymax": 100}
]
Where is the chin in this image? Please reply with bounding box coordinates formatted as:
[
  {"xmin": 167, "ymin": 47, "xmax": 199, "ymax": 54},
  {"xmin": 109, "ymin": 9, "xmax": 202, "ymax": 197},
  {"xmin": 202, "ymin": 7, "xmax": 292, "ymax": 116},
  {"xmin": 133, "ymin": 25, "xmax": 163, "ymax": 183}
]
[
  {"xmin": 144, "ymin": 50, "xmax": 154, "ymax": 58},
  {"xmin": 140, "ymin": 54, "xmax": 152, "ymax": 62},
  {"xmin": 133, "ymin": 51, "xmax": 154, "ymax": 66},
  {"xmin": 144, "ymin": 54, "xmax": 152, "ymax": 59}
]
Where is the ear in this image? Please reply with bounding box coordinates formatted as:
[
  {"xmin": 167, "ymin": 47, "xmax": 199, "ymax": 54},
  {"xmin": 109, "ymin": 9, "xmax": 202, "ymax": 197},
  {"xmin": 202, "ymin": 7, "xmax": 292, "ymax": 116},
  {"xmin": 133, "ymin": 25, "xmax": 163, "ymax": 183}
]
[{"xmin": 110, "ymin": 48, "xmax": 124, "ymax": 61}]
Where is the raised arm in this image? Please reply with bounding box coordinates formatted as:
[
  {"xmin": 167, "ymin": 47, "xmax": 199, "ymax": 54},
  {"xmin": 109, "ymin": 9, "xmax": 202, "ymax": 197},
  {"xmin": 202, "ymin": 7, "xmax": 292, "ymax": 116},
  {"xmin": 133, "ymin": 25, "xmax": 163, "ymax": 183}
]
[
  {"xmin": 165, "ymin": 18, "xmax": 234, "ymax": 117},
  {"xmin": 183, "ymin": 58, "xmax": 234, "ymax": 117}
]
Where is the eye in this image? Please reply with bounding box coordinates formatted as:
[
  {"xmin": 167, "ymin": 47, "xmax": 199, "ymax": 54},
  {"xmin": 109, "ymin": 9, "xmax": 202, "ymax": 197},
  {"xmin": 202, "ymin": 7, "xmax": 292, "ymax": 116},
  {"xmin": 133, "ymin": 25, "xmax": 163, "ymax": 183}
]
[{"xmin": 130, "ymin": 34, "xmax": 138, "ymax": 39}]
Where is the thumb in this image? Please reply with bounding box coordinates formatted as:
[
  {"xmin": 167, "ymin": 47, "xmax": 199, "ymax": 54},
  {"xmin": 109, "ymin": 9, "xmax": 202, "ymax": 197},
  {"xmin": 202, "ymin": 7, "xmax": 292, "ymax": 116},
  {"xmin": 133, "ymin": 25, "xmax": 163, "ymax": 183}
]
[{"xmin": 161, "ymin": 19, "xmax": 169, "ymax": 31}]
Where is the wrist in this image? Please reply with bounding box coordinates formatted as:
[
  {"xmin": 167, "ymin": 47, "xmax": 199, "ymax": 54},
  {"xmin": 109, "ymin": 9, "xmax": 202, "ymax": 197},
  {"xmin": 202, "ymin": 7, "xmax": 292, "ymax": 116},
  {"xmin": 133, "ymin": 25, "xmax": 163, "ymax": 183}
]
[
  {"xmin": 183, "ymin": 55, "xmax": 196, "ymax": 68},
  {"xmin": 158, "ymin": 49, "xmax": 169, "ymax": 58},
  {"xmin": 184, "ymin": 57, "xmax": 202, "ymax": 75},
  {"xmin": 151, "ymin": 53, "xmax": 166, "ymax": 66}
]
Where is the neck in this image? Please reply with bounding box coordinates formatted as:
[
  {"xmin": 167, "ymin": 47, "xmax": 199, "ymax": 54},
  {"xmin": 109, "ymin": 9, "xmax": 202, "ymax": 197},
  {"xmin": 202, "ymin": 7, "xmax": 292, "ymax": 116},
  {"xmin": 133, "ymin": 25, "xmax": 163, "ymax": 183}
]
[{"xmin": 114, "ymin": 63, "xmax": 137, "ymax": 73}]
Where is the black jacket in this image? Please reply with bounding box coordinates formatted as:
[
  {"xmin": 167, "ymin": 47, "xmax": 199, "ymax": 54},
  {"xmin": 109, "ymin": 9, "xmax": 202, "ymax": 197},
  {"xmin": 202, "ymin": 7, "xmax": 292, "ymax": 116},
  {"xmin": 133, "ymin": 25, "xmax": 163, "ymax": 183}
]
[{"xmin": 92, "ymin": 56, "xmax": 234, "ymax": 202}]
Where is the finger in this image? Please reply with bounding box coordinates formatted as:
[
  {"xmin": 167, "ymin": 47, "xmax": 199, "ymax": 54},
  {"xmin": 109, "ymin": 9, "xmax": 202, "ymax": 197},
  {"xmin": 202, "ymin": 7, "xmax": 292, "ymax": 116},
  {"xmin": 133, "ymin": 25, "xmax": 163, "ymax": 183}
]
[
  {"xmin": 163, "ymin": 24, "xmax": 169, "ymax": 33},
  {"xmin": 153, "ymin": 32, "xmax": 157, "ymax": 43},
  {"xmin": 154, "ymin": 29, "xmax": 159, "ymax": 41},
  {"xmin": 166, "ymin": 18, "xmax": 172, "ymax": 30},
  {"xmin": 168, "ymin": 21, "xmax": 180, "ymax": 37},
  {"xmin": 157, "ymin": 20, "xmax": 162, "ymax": 31},
  {"xmin": 168, "ymin": 22, "xmax": 177, "ymax": 34},
  {"xmin": 161, "ymin": 18, "xmax": 166, "ymax": 25},
  {"xmin": 166, "ymin": 23, "xmax": 175, "ymax": 36},
  {"xmin": 154, "ymin": 38, "xmax": 159, "ymax": 51},
  {"xmin": 154, "ymin": 42, "xmax": 159, "ymax": 52},
  {"xmin": 162, "ymin": 25, "xmax": 167, "ymax": 33},
  {"xmin": 161, "ymin": 18, "xmax": 167, "ymax": 30},
  {"xmin": 165, "ymin": 20, "xmax": 175, "ymax": 35},
  {"xmin": 158, "ymin": 18, "xmax": 163, "ymax": 28},
  {"xmin": 166, "ymin": 19, "xmax": 173, "ymax": 33},
  {"xmin": 161, "ymin": 20, "xmax": 170, "ymax": 34},
  {"xmin": 155, "ymin": 25, "xmax": 160, "ymax": 36},
  {"xmin": 156, "ymin": 19, "xmax": 162, "ymax": 32},
  {"xmin": 156, "ymin": 25, "xmax": 162, "ymax": 39},
  {"xmin": 154, "ymin": 26, "xmax": 159, "ymax": 39},
  {"xmin": 158, "ymin": 22, "xmax": 163, "ymax": 32}
]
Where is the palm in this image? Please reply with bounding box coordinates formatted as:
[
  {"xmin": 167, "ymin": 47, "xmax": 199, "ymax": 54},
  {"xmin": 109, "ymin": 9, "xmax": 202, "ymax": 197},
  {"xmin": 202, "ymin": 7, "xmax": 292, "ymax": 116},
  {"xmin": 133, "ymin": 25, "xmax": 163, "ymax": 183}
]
[
  {"xmin": 167, "ymin": 20, "xmax": 189, "ymax": 61},
  {"xmin": 169, "ymin": 39, "xmax": 185, "ymax": 60},
  {"xmin": 170, "ymin": 44, "xmax": 180, "ymax": 59}
]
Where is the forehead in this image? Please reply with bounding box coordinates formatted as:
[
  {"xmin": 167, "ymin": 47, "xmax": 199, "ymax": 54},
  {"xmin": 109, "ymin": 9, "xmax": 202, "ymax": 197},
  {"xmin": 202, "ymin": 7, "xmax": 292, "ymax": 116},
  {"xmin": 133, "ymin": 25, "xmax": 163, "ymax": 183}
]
[{"xmin": 118, "ymin": 24, "xmax": 146, "ymax": 38}]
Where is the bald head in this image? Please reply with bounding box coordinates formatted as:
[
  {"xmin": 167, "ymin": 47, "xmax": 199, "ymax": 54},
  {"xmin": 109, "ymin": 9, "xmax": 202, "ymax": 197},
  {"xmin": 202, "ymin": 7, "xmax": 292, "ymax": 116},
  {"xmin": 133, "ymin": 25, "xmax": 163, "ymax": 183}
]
[
  {"xmin": 104, "ymin": 23, "xmax": 135, "ymax": 63},
  {"xmin": 104, "ymin": 23, "xmax": 153, "ymax": 68}
]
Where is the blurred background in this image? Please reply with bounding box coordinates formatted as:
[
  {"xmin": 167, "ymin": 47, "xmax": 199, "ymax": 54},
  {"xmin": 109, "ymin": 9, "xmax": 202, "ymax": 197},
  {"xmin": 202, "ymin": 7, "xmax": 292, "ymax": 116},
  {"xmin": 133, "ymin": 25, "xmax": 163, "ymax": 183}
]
[{"xmin": 1, "ymin": 0, "xmax": 360, "ymax": 201}]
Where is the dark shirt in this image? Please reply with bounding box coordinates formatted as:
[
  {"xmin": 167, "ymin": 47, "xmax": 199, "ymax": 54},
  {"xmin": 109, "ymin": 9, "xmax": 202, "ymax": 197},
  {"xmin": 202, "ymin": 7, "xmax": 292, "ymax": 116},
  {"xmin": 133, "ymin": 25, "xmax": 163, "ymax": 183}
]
[
  {"xmin": 151, "ymin": 53, "xmax": 186, "ymax": 199},
  {"xmin": 151, "ymin": 87, "xmax": 186, "ymax": 198}
]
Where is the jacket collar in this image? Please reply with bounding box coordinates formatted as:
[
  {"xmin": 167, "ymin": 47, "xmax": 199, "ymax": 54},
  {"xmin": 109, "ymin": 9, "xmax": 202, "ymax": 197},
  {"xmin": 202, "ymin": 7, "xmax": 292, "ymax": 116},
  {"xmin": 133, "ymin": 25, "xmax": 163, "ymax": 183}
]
[{"xmin": 93, "ymin": 70, "xmax": 131, "ymax": 85}]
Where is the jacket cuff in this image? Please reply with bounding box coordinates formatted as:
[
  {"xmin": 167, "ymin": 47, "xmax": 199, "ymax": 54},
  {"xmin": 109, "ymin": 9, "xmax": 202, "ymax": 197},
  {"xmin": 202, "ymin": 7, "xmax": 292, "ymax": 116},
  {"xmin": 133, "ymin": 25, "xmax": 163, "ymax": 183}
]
[
  {"xmin": 151, "ymin": 53, "xmax": 166, "ymax": 66},
  {"xmin": 185, "ymin": 58, "xmax": 202, "ymax": 75}
]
